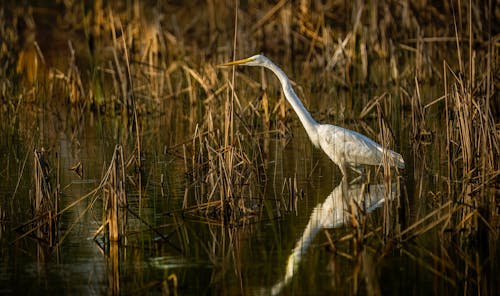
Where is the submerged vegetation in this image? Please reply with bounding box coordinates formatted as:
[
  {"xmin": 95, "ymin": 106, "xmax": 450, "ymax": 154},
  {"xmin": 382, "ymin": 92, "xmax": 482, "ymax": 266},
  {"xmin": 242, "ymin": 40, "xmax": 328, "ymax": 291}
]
[{"xmin": 0, "ymin": 0, "xmax": 498, "ymax": 294}]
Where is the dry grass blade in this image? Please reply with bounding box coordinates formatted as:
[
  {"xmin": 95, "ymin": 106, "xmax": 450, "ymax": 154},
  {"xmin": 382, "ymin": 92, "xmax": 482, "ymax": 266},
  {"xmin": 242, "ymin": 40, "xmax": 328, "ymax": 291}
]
[
  {"xmin": 398, "ymin": 201, "xmax": 453, "ymax": 239},
  {"xmin": 251, "ymin": 0, "xmax": 288, "ymax": 32},
  {"xmin": 401, "ymin": 248, "xmax": 457, "ymax": 286}
]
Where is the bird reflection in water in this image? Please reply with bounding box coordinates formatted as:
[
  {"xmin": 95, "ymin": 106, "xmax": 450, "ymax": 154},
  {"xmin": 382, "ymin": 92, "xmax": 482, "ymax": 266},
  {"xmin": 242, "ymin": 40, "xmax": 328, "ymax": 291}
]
[{"xmin": 270, "ymin": 177, "xmax": 399, "ymax": 295}]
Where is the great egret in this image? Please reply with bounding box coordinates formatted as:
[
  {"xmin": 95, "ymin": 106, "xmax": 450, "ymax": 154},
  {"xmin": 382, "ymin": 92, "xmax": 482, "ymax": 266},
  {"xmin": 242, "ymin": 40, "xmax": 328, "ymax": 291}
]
[{"xmin": 220, "ymin": 54, "xmax": 405, "ymax": 175}]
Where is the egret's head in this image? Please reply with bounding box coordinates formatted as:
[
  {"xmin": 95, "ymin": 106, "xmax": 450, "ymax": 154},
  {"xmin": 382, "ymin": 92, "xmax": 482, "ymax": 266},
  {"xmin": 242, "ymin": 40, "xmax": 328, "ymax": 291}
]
[{"xmin": 219, "ymin": 54, "xmax": 270, "ymax": 67}]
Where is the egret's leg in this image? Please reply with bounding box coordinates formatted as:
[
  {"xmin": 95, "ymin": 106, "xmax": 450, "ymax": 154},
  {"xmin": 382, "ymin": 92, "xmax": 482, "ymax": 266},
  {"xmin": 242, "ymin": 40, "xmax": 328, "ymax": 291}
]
[
  {"xmin": 349, "ymin": 165, "xmax": 365, "ymax": 175},
  {"xmin": 349, "ymin": 175, "xmax": 363, "ymax": 184},
  {"xmin": 347, "ymin": 165, "xmax": 365, "ymax": 184},
  {"xmin": 337, "ymin": 163, "xmax": 349, "ymax": 189},
  {"xmin": 339, "ymin": 163, "xmax": 347, "ymax": 177}
]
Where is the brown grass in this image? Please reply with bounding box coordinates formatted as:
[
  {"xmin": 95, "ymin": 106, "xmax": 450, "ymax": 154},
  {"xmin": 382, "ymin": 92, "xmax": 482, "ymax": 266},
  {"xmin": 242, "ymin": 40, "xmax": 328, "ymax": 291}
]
[{"xmin": 12, "ymin": 149, "xmax": 58, "ymax": 246}]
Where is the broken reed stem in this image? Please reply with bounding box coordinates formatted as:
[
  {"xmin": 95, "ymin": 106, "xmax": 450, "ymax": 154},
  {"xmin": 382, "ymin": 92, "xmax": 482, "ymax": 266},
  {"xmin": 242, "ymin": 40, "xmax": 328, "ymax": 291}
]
[
  {"xmin": 32, "ymin": 149, "xmax": 57, "ymax": 246},
  {"xmin": 104, "ymin": 145, "xmax": 127, "ymax": 242}
]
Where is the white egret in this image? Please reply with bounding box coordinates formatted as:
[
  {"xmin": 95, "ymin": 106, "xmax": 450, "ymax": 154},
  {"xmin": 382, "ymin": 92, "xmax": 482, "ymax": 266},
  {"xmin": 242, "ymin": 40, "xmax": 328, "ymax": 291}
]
[{"xmin": 220, "ymin": 54, "xmax": 405, "ymax": 175}]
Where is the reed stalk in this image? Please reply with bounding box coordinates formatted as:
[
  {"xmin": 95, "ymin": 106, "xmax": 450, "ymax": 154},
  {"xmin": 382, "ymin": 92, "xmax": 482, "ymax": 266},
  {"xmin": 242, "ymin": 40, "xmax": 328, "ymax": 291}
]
[
  {"xmin": 103, "ymin": 145, "xmax": 127, "ymax": 242},
  {"xmin": 32, "ymin": 149, "xmax": 58, "ymax": 246}
]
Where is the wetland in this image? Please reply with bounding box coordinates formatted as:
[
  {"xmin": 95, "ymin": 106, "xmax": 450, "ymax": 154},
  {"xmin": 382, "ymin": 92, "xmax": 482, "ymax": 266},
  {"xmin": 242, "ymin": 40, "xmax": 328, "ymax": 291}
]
[{"xmin": 0, "ymin": 1, "xmax": 498, "ymax": 295}]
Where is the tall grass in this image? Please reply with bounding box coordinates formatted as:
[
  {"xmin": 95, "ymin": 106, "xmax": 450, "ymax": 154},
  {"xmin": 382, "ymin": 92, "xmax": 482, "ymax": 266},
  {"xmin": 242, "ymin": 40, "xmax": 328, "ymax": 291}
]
[{"xmin": 11, "ymin": 149, "xmax": 59, "ymax": 246}]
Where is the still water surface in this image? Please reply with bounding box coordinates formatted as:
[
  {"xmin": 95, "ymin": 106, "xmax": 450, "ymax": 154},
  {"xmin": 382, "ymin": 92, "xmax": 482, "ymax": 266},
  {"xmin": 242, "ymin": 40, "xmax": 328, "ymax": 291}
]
[{"xmin": 0, "ymin": 100, "xmax": 465, "ymax": 295}]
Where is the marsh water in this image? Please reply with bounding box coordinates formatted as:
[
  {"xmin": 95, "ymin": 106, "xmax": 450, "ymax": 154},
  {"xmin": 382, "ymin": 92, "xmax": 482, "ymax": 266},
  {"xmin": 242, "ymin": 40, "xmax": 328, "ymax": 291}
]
[
  {"xmin": 1, "ymin": 85, "xmax": 494, "ymax": 295},
  {"xmin": 1, "ymin": 2, "xmax": 498, "ymax": 295},
  {"xmin": 0, "ymin": 109, "xmax": 416, "ymax": 295}
]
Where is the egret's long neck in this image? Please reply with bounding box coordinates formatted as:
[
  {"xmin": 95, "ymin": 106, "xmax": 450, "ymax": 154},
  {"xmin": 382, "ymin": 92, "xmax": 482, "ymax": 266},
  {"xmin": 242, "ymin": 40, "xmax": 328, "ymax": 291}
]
[{"xmin": 264, "ymin": 63, "xmax": 319, "ymax": 146}]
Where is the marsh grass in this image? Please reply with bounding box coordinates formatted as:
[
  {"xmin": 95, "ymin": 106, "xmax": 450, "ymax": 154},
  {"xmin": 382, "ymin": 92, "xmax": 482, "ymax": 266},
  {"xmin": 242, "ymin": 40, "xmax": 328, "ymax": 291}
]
[
  {"xmin": 175, "ymin": 112, "xmax": 266, "ymax": 223},
  {"xmin": 12, "ymin": 149, "xmax": 59, "ymax": 246},
  {"xmin": 101, "ymin": 145, "xmax": 127, "ymax": 242}
]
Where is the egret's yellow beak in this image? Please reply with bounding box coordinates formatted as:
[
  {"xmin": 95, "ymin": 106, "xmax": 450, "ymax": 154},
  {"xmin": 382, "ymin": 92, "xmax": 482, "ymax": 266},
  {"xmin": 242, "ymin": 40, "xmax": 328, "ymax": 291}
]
[{"xmin": 218, "ymin": 57, "xmax": 255, "ymax": 67}]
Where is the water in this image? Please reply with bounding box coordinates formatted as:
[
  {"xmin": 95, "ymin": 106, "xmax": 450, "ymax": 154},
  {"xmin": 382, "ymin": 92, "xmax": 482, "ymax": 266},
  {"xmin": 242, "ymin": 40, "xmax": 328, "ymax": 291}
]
[
  {"xmin": 1, "ymin": 78, "xmax": 497, "ymax": 295},
  {"xmin": 0, "ymin": 111, "xmax": 480, "ymax": 295}
]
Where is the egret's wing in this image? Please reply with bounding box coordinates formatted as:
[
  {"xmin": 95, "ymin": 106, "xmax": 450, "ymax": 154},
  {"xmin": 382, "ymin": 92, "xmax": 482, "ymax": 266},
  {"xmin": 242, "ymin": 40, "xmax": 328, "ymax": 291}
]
[{"xmin": 319, "ymin": 125, "xmax": 383, "ymax": 166}]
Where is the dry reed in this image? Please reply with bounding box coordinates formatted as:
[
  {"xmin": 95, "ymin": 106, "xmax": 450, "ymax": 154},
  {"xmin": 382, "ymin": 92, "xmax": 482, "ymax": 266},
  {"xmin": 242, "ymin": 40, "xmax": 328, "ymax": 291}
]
[{"xmin": 12, "ymin": 149, "xmax": 59, "ymax": 246}]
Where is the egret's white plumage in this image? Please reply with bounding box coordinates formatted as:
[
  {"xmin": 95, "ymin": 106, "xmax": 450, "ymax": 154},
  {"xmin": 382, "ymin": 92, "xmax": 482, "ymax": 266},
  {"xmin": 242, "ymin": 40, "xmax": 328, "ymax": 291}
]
[{"xmin": 220, "ymin": 54, "xmax": 404, "ymax": 175}]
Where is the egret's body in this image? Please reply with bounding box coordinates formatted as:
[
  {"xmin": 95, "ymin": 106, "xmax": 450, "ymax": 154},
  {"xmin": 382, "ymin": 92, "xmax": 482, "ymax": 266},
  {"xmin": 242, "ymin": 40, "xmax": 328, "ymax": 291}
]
[{"xmin": 220, "ymin": 54, "xmax": 404, "ymax": 175}]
